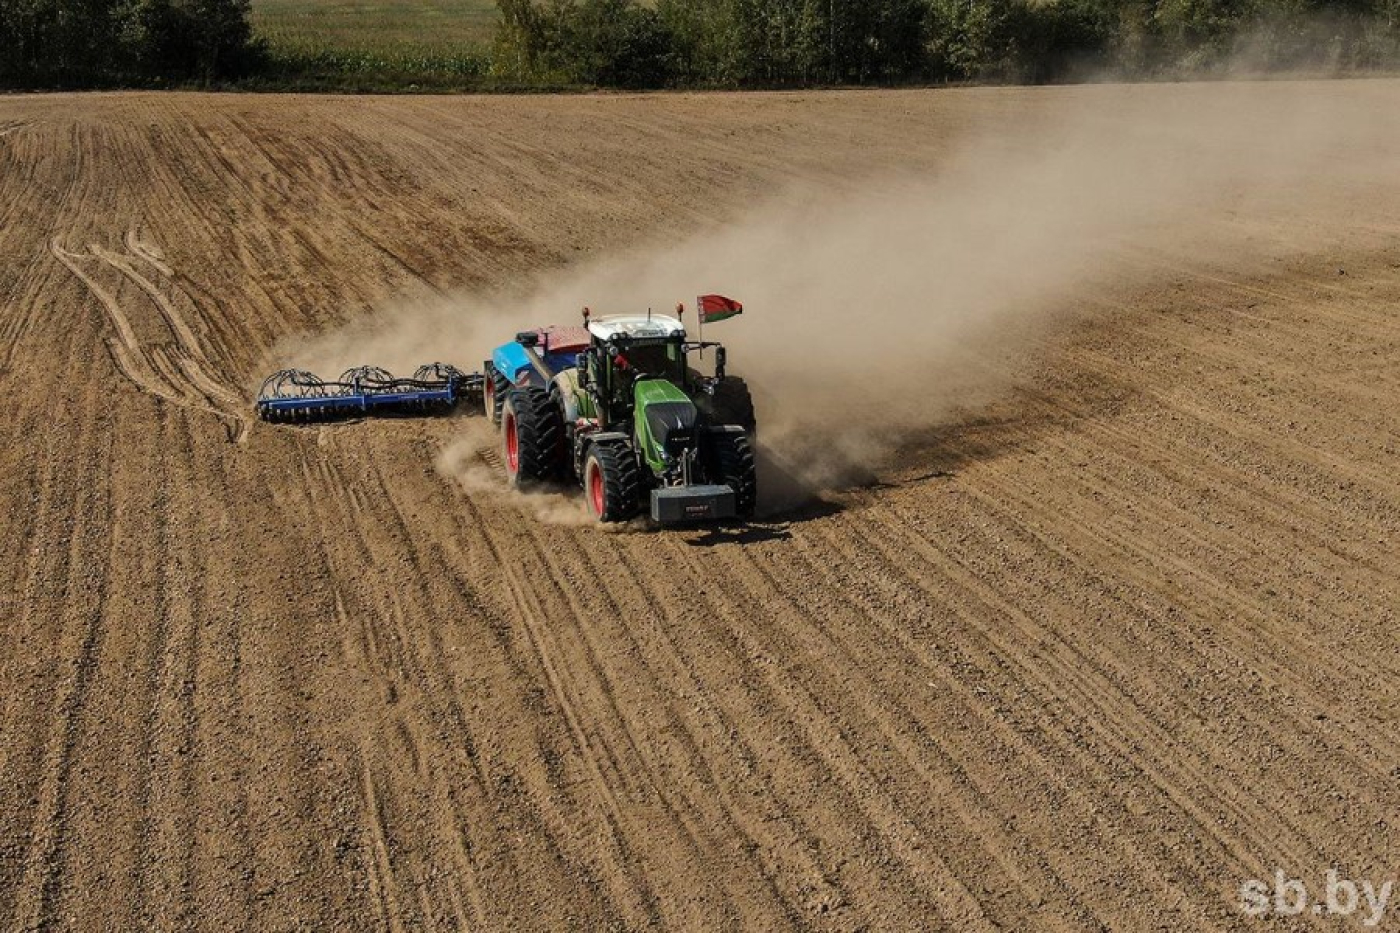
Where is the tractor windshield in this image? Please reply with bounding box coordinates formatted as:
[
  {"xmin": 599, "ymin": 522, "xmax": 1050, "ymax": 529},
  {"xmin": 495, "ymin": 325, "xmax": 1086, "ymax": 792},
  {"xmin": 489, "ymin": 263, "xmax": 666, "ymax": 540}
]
[{"xmin": 619, "ymin": 340, "xmax": 684, "ymax": 383}]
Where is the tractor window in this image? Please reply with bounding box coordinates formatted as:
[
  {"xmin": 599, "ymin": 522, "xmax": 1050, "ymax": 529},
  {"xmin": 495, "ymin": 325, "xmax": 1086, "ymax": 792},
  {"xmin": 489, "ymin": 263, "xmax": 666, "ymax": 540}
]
[{"xmin": 623, "ymin": 342, "xmax": 683, "ymax": 381}]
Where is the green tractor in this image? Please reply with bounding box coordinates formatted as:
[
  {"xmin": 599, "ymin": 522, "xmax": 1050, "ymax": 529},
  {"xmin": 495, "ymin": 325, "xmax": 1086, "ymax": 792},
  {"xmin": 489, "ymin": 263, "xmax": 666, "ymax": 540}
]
[{"xmin": 498, "ymin": 311, "xmax": 757, "ymax": 524}]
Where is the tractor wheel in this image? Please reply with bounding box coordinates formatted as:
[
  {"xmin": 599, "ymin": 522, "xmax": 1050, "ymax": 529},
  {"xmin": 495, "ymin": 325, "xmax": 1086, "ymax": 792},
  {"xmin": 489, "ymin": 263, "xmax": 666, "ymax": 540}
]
[
  {"xmin": 708, "ymin": 430, "xmax": 757, "ymax": 519},
  {"xmin": 484, "ymin": 365, "xmax": 510, "ymax": 426},
  {"xmin": 583, "ymin": 443, "xmax": 640, "ymax": 523},
  {"xmin": 702, "ymin": 377, "xmax": 756, "ymax": 434},
  {"xmin": 502, "ymin": 386, "xmax": 565, "ymax": 488}
]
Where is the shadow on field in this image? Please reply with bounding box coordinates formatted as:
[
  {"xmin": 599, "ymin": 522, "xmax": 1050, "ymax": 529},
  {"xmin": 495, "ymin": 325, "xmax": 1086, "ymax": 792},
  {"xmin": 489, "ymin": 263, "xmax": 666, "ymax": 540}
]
[
  {"xmin": 748, "ymin": 366, "xmax": 1139, "ymax": 526},
  {"xmin": 685, "ymin": 522, "xmax": 796, "ymax": 548}
]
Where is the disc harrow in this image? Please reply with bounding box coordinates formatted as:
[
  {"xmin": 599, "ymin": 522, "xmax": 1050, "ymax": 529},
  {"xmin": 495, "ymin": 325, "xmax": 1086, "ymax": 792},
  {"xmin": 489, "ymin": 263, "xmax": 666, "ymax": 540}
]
[{"xmin": 256, "ymin": 362, "xmax": 483, "ymax": 424}]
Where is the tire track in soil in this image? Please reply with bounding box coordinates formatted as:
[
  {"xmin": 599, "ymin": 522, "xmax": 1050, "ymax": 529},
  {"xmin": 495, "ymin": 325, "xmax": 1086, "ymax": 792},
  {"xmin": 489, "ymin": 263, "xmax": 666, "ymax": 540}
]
[
  {"xmin": 420, "ymin": 462, "xmax": 655, "ymax": 918},
  {"xmin": 466, "ymin": 516, "xmax": 666, "ymax": 927},
  {"xmin": 449, "ymin": 440, "xmax": 712, "ymax": 920},
  {"xmin": 339, "ymin": 456, "xmax": 499, "ymax": 931},
  {"xmin": 357, "ymin": 761, "xmax": 411, "ymax": 933},
  {"xmin": 281, "ymin": 446, "xmax": 421, "ymax": 928},
  {"xmin": 275, "ymin": 434, "xmax": 560, "ymax": 930},
  {"xmin": 579, "ymin": 597, "xmax": 808, "ymax": 921},
  {"xmin": 381, "ymin": 443, "xmax": 647, "ymax": 928},
  {"xmin": 588, "ymin": 526, "xmax": 963, "ymax": 924},
  {"xmin": 49, "ymin": 237, "xmax": 248, "ymax": 442},
  {"xmin": 553, "ymin": 534, "xmax": 816, "ymax": 925},
  {"xmin": 501, "ymin": 518, "xmax": 778, "ymax": 926},
  {"xmin": 667, "ymin": 533, "xmax": 1061, "ymax": 929},
  {"xmin": 642, "ymin": 548, "xmax": 944, "ymax": 924}
]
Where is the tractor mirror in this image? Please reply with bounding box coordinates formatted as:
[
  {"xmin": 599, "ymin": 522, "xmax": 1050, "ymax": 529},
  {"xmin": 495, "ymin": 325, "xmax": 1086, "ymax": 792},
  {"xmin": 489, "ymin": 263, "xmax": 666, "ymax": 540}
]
[
  {"xmin": 515, "ymin": 332, "xmax": 539, "ymax": 348},
  {"xmin": 715, "ymin": 346, "xmax": 727, "ymax": 381},
  {"xmin": 576, "ymin": 353, "xmax": 590, "ymax": 387}
]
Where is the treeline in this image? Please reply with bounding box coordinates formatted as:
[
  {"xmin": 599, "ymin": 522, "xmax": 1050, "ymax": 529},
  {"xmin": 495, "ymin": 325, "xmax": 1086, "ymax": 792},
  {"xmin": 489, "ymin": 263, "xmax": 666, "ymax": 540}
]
[
  {"xmin": 4, "ymin": 0, "xmax": 1400, "ymax": 89},
  {"xmin": 0, "ymin": 0, "xmax": 258, "ymax": 86},
  {"xmin": 494, "ymin": 0, "xmax": 1400, "ymax": 88}
]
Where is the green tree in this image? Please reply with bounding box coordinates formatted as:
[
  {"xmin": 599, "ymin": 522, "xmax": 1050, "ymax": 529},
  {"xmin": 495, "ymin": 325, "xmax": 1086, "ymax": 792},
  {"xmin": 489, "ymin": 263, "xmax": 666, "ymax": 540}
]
[
  {"xmin": 927, "ymin": 0, "xmax": 1016, "ymax": 79},
  {"xmin": 825, "ymin": 0, "xmax": 930, "ymax": 82},
  {"xmin": 0, "ymin": 0, "xmax": 255, "ymax": 85},
  {"xmin": 495, "ymin": 0, "xmax": 673, "ymax": 86}
]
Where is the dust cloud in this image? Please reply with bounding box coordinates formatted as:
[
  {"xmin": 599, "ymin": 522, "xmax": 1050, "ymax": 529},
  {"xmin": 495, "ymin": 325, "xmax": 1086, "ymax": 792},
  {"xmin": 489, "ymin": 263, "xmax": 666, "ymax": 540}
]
[
  {"xmin": 284, "ymin": 82, "xmax": 1400, "ymax": 512},
  {"xmin": 436, "ymin": 420, "xmax": 647, "ymax": 530}
]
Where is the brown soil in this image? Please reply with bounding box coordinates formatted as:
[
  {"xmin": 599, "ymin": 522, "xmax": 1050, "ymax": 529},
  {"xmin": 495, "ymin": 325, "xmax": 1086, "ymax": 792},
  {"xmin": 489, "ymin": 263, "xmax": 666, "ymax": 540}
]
[{"xmin": 0, "ymin": 85, "xmax": 1396, "ymax": 931}]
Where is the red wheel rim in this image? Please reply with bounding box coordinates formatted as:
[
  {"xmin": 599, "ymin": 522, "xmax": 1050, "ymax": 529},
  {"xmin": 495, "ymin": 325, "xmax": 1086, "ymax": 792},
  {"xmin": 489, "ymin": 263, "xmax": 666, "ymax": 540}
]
[
  {"xmin": 588, "ymin": 463, "xmax": 605, "ymax": 516},
  {"xmin": 504, "ymin": 413, "xmax": 519, "ymax": 474}
]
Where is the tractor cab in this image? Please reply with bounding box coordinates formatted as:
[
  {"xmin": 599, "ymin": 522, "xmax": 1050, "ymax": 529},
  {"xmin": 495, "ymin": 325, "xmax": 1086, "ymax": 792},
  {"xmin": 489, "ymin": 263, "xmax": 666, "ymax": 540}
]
[{"xmin": 580, "ymin": 314, "xmax": 689, "ymax": 429}]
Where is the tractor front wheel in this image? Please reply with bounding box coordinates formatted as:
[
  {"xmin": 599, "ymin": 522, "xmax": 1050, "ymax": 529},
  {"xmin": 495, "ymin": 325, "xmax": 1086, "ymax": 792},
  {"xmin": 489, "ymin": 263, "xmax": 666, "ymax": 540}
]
[
  {"xmin": 708, "ymin": 430, "xmax": 757, "ymax": 519},
  {"xmin": 502, "ymin": 387, "xmax": 564, "ymax": 487},
  {"xmin": 583, "ymin": 443, "xmax": 640, "ymax": 523}
]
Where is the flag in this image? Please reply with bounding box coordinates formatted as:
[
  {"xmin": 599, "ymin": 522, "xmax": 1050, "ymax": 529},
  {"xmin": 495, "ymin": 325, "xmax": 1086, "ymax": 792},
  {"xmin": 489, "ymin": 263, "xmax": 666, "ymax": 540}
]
[{"xmin": 698, "ymin": 294, "xmax": 743, "ymax": 324}]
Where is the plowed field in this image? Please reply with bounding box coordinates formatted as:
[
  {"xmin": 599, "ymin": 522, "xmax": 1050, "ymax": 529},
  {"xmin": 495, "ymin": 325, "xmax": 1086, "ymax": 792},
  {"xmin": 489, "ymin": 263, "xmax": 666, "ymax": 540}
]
[{"xmin": 1, "ymin": 84, "xmax": 1397, "ymax": 930}]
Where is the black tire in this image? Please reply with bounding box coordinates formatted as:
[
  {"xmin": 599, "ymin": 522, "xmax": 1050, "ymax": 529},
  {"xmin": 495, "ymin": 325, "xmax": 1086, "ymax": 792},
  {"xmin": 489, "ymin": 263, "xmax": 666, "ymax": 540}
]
[
  {"xmin": 583, "ymin": 443, "xmax": 641, "ymax": 523},
  {"xmin": 548, "ymin": 383, "xmax": 579, "ymax": 481},
  {"xmin": 708, "ymin": 430, "xmax": 757, "ymax": 518},
  {"xmin": 702, "ymin": 377, "xmax": 756, "ymax": 434},
  {"xmin": 484, "ymin": 365, "xmax": 509, "ymax": 426},
  {"xmin": 502, "ymin": 386, "xmax": 565, "ymax": 487}
]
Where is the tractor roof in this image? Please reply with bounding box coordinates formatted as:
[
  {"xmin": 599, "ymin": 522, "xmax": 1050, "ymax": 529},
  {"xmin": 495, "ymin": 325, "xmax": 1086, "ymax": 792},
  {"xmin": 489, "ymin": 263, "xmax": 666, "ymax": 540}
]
[{"xmin": 587, "ymin": 314, "xmax": 686, "ymax": 342}]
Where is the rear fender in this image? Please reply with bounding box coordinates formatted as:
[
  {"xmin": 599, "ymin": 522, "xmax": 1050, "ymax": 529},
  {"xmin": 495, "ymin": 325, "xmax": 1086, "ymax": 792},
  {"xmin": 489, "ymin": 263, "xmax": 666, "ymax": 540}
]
[
  {"xmin": 584, "ymin": 431, "xmax": 630, "ymax": 446},
  {"xmin": 491, "ymin": 341, "xmax": 535, "ymax": 387},
  {"xmin": 574, "ymin": 431, "xmax": 631, "ymax": 480},
  {"xmin": 552, "ymin": 368, "xmax": 584, "ymax": 423}
]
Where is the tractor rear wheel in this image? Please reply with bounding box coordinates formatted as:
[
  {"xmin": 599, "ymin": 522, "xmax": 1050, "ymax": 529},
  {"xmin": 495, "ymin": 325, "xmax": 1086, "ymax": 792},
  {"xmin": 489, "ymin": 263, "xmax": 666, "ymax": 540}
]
[
  {"xmin": 701, "ymin": 377, "xmax": 756, "ymax": 434},
  {"xmin": 484, "ymin": 365, "xmax": 510, "ymax": 426},
  {"xmin": 502, "ymin": 387, "xmax": 565, "ymax": 487},
  {"xmin": 583, "ymin": 443, "xmax": 640, "ymax": 523},
  {"xmin": 708, "ymin": 430, "xmax": 757, "ymax": 518}
]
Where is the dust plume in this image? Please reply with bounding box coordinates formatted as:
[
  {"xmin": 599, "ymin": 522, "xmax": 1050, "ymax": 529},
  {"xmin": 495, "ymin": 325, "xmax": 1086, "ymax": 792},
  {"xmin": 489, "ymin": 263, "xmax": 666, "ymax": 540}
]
[
  {"xmin": 286, "ymin": 81, "xmax": 1400, "ymax": 511},
  {"xmin": 437, "ymin": 421, "xmax": 645, "ymax": 531},
  {"xmin": 499, "ymin": 82, "xmax": 1399, "ymax": 502}
]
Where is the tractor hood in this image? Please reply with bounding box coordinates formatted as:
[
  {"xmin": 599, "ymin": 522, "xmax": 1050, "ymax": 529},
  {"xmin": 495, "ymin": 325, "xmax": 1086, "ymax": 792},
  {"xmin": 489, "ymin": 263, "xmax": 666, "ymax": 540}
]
[{"xmin": 635, "ymin": 379, "xmax": 697, "ymax": 458}]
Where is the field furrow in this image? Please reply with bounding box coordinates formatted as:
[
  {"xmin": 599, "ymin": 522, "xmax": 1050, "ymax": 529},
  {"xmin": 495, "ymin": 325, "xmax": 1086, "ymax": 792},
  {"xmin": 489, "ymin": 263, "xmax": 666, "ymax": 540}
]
[{"xmin": 1, "ymin": 84, "xmax": 1396, "ymax": 931}]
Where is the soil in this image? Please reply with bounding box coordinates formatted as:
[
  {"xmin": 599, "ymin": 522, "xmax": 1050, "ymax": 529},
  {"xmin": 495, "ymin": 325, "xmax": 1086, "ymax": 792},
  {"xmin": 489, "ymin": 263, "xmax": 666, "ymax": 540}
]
[{"xmin": 0, "ymin": 85, "xmax": 1396, "ymax": 931}]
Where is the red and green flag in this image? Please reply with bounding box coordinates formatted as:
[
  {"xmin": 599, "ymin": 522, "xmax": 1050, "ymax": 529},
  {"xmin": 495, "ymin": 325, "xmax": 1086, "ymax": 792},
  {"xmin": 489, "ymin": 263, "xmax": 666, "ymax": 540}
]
[{"xmin": 698, "ymin": 294, "xmax": 743, "ymax": 323}]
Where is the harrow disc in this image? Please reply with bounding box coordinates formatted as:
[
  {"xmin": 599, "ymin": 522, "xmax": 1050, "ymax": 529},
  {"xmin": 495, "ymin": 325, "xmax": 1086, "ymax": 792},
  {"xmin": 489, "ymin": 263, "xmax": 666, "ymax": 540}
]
[
  {"xmin": 258, "ymin": 369, "xmax": 337, "ymax": 400},
  {"xmin": 339, "ymin": 366, "xmax": 396, "ymax": 390},
  {"xmin": 413, "ymin": 363, "xmax": 465, "ymax": 383}
]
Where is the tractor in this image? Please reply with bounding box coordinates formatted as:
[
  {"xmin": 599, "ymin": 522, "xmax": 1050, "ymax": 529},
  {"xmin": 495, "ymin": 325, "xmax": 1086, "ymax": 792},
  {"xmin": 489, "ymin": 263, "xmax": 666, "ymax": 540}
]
[
  {"xmin": 254, "ymin": 296, "xmax": 756, "ymax": 527},
  {"xmin": 493, "ymin": 310, "xmax": 757, "ymax": 524}
]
